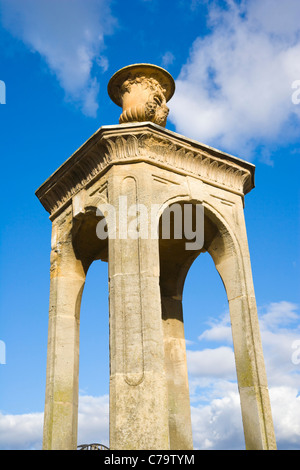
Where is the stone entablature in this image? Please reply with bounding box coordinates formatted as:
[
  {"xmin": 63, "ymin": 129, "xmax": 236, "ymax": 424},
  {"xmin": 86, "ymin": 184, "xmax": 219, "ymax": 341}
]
[{"xmin": 36, "ymin": 122, "xmax": 255, "ymax": 219}]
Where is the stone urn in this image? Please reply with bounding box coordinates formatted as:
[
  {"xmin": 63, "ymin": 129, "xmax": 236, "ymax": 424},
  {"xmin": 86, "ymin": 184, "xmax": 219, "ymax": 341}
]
[{"xmin": 107, "ymin": 63, "xmax": 175, "ymax": 127}]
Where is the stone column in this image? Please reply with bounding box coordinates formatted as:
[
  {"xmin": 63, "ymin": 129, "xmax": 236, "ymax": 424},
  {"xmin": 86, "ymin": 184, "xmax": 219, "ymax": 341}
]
[
  {"xmin": 43, "ymin": 209, "xmax": 86, "ymax": 450},
  {"xmin": 108, "ymin": 167, "xmax": 170, "ymax": 450},
  {"xmin": 209, "ymin": 202, "xmax": 276, "ymax": 450},
  {"xmin": 161, "ymin": 296, "xmax": 193, "ymax": 450}
]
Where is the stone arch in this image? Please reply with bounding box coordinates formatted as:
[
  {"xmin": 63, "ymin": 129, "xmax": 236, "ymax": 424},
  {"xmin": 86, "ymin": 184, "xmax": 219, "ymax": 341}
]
[
  {"xmin": 158, "ymin": 195, "xmax": 276, "ymax": 450},
  {"xmin": 71, "ymin": 201, "xmax": 111, "ymax": 445},
  {"xmin": 72, "ymin": 205, "xmax": 109, "ymax": 269}
]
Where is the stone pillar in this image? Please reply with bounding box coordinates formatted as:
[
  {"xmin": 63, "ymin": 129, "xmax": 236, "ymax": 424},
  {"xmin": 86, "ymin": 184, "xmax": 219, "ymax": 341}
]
[
  {"xmin": 161, "ymin": 296, "xmax": 193, "ymax": 450},
  {"xmin": 42, "ymin": 209, "xmax": 86, "ymax": 450},
  {"xmin": 108, "ymin": 167, "xmax": 170, "ymax": 450}
]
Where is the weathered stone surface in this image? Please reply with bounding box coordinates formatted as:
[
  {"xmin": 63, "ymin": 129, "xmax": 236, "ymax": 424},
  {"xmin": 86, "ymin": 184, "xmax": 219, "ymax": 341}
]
[
  {"xmin": 35, "ymin": 123, "xmax": 255, "ymax": 221},
  {"xmin": 107, "ymin": 64, "xmax": 175, "ymax": 126},
  {"xmin": 37, "ymin": 64, "xmax": 276, "ymax": 451},
  {"xmin": 42, "ymin": 209, "xmax": 86, "ymax": 450}
]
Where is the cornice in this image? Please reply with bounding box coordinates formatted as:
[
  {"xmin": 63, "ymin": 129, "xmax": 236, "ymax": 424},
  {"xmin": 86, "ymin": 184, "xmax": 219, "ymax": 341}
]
[{"xmin": 35, "ymin": 122, "xmax": 255, "ymax": 219}]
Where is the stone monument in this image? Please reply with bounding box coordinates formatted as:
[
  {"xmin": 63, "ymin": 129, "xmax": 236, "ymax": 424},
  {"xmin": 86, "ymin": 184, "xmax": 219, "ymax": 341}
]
[{"xmin": 36, "ymin": 64, "xmax": 276, "ymax": 450}]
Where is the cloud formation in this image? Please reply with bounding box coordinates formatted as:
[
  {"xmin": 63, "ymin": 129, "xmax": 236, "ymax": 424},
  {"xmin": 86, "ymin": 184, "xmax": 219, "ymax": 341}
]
[
  {"xmin": 0, "ymin": 411, "xmax": 43, "ymax": 450},
  {"xmin": 170, "ymin": 0, "xmax": 300, "ymax": 158},
  {"xmin": 187, "ymin": 346, "xmax": 236, "ymax": 379},
  {"xmin": 187, "ymin": 300, "xmax": 300, "ymax": 449},
  {"xmin": 77, "ymin": 394, "xmax": 109, "ymax": 447},
  {"xmin": 0, "ymin": 0, "xmax": 116, "ymax": 116},
  {"xmin": 0, "ymin": 395, "xmax": 109, "ymax": 450}
]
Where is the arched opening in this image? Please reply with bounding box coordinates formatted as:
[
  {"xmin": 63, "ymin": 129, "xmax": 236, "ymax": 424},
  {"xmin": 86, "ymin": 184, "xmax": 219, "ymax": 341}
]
[
  {"xmin": 158, "ymin": 200, "xmax": 243, "ymax": 450},
  {"xmin": 66, "ymin": 195, "xmax": 274, "ymax": 450},
  {"xmin": 77, "ymin": 260, "xmax": 110, "ymax": 448},
  {"xmin": 72, "ymin": 209, "xmax": 110, "ymax": 448},
  {"xmin": 183, "ymin": 252, "xmax": 243, "ymax": 450}
]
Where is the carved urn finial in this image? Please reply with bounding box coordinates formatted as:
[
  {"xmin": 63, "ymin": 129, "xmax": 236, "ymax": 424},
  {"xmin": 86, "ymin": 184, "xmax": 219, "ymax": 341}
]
[{"xmin": 107, "ymin": 63, "xmax": 175, "ymax": 127}]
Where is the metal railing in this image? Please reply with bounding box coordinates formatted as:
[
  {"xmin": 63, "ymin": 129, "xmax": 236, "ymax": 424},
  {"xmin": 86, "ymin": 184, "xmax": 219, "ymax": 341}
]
[{"xmin": 77, "ymin": 443, "xmax": 109, "ymax": 450}]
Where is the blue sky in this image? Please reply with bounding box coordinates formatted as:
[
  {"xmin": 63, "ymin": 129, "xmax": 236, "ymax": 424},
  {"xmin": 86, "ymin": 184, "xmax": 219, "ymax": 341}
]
[{"xmin": 0, "ymin": 0, "xmax": 300, "ymax": 450}]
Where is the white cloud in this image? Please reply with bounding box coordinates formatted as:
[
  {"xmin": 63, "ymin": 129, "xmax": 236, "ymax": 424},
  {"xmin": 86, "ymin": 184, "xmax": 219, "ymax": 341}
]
[
  {"xmin": 0, "ymin": 411, "xmax": 43, "ymax": 450},
  {"xmin": 258, "ymin": 301, "xmax": 300, "ymax": 389},
  {"xmin": 190, "ymin": 383, "xmax": 300, "ymax": 450},
  {"xmin": 187, "ymin": 346, "xmax": 236, "ymax": 379},
  {"xmin": 0, "ymin": 394, "xmax": 109, "ymax": 450},
  {"xmin": 269, "ymin": 386, "xmax": 300, "ymax": 449},
  {"xmin": 161, "ymin": 51, "xmax": 175, "ymax": 67},
  {"xmin": 77, "ymin": 394, "xmax": 109, "ymax": 447},
  {"xmin": 259, "ymin": 300, "xmax": 299, "ymax": 330},
  {"xmin": 246, "ymin": 0, "xmax": 300, "ymax": 40},
  {"xmin": 186, "ymin": 300, "xmax": 300, "ymax": 449},
  {"xmin": 191, "ymin": 389, "xmax": 244, "ymax": 450},
  {"xmin": 198, "ymin": 312, "xmax": 232, "ymax": 343},
  {"xmin": 170, "ymin": 0, "xmax": 300, "ymax": 158},
  {"xmin": 0, "ymin": 0, "xmax": 116, "ymax": 116}
]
